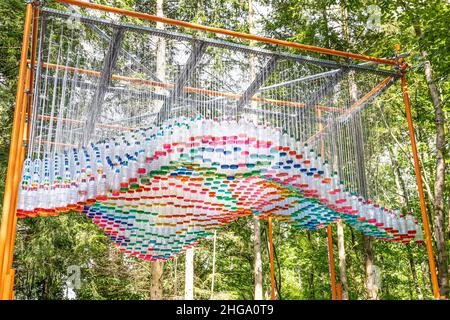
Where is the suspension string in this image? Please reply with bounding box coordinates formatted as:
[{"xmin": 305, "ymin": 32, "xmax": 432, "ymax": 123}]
[
  {"xmin": 36, "ymin": 21, "xmax": 54, "ymax": 158},
  {"xmin": 29, "ymin": 15, "xmax": 46, "ymax": 158},
  {"xmin": 54, "ymin": 31, "xmax": 74, "ymax": 151},
  {"xmin": 67, "ymin": 54, "xmax": 81, "ymax": 146},
  {"xmin": 46, "ymin": 26, "xmax": 64, "ymax": 156}
]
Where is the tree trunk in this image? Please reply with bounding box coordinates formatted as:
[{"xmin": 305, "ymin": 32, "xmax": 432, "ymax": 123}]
[
  {"xmin": 424, "ymin": 55, "xmax": 448, "ymax": 296},
  {"xmin": 363, "ymin": 236, "xmax": 379, "ymax": 299},
  {"xmin": 414, "ymin": 23, "xmax": 449, "ymax": 297},
  {"xmin": 339, "ymin": 2, "xmax": 378, "ymax": 300},
  {"xmin": 150, "ymin": 0, "xmax": 166, "ymax": 300},
  {"xmin": 407, "ymin": 245, "xmax": 422, "ymax": 299},
  {"xmin": 253, "ymin": 216, "xmax": 263, "ymax": 299},
  {"xmin": 184, "ymin": 247, "xmax": 194, "ymax": 300},
  {"xmin": 351, "ymin": 74, "xmax": 379, "ymax": 300},
  {"xmin": 210, "ymin": 230, "xmax": 217, "ymax": 299},
  {"xmin": 380, "ymin": 255, "xmax": 389, "ymax": 297},
  {"xmin": 421, "ymin": 261, "xmax": 431, "ymax": 294},
  {"xmin": 150, "ymin": 261, "xmax": 164, "ymax": 299},
  {"xmin": 247, "ymin": 0, "xmax": 264, "ymax": 300},
  {"xmin": 336, "ymin": 220, "xmax": 349, "ymax": 299},
  {"xmin": 307, "ymin": 233, "xmax": 315, "ymax": 299},
  {"xmin": 333, "ymin": 127, "xmax": 351, "ymax": 298},
  {"xmin": 174, "ymin": 256, "xmax": 178, "ymax": 299}
]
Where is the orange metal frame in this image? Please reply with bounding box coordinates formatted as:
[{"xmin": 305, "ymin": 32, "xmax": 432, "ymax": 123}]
[
  {"xmin": 400, "ymin": 69, "xmax": 440, "ymax": 298},
  {"xmin": 0, "ymin": 3, "xmax": 34, "ymax": 299},
  {"xmin": 0, "ymin": 1, "xmax": 441, "ymax": 300}
]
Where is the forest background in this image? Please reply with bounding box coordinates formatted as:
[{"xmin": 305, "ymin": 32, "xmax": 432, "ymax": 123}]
[{"xmin": 0, "ymin": 0, "xmax": 448, "ymax": 300}]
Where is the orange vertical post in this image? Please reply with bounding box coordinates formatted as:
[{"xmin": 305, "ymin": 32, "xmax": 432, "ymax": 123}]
[
  {"xmin": 268, "ymin": 217, "xmax": 275, "ymax": 300},
  {"xmin": 337, "ymin": 283, "xmax": 342, "ymax": 300},
  {"xmin": 0, "ymin": 3, "xmax": 33, "ymax": 299},
  {"xmin": 327, "ymin": 226, "xmax": 337, "ymax": 300},
  {"xmin": 4, "ymin": 4, "xmax": 39, "ymax": 299},
  {"xmin": 401, "ymin": 71, "xmax": 440, "ymax": 299},
  {"xmin": 2, "ymin": 67, "xmax": 32, "ymax": 300},
  {"xmin": 3, "ymin": 271, "xmax": 13, "ymax": 300}
]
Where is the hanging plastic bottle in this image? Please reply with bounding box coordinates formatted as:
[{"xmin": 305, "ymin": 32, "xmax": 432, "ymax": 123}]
[
  {"xmin": 391, "ymin": 210, "xmax": 400, "ymax": 235},
  {"xmin": 384, "ymin": 209, "xmax": 393, "ymax": 233},
  {"xmin": 414, "ymin": 222, "xmax": 424, "ymax": 244},
  {"xmin": 406, "ymin": 211, "xmax": 417, "ymax": 236},
  {"xmin": 78, "ymin": 169, "xmax": 88, "ymax": 205},
  {"xmin": 398, "ymin": 213, "xmax": 408, "ymax": 238},
  {"xmin": 96, "ymin": 173, "xmax": 107, "ymax": 201}
]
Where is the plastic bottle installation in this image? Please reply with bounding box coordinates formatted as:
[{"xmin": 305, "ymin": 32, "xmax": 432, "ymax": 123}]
[{"xmin": 17, "ymin": 116, "xmax": 423, "ymax": 261}]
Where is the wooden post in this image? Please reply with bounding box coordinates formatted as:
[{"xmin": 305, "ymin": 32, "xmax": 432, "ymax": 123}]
[
  {"xmin": 268, "ymin": 217, "xmax": 275, "ymax": 300},
  {"xmin": 0, "ymin": 3, "xmax": 33, "ymax": 299},
  {"xmin": 401, "ymin": 71, "xmax": 440, "ymax": 299}
]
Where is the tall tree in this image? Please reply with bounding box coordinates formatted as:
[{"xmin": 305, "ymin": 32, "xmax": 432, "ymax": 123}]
[
  {"xmin": 413, "ymin": 16, "xmax": 448, "ymax": 299},
  {"xmin": 336, "ymin": 221, "xmax": 349, "ymax": 299},
  {"xmin": 210, "ymin": 231, "xmax": 217, "ymax": 299},
  {"xmin": 150, "ymin": 0, "xmax": 166, "ymax": 299},
  {"xmin": 339, "ymin": 1, "xmax": 379, "ymax": 300},
  {"xmin": 247, "ymin": 0, "xmax": 264, "ymax": 301},
  {"xmin": 185, "ymin": 247, "xmax": 194, "ymax": 300},
  {"xmin": 322, "ymin": 3, "xmax": 349, "ymax": 300}
]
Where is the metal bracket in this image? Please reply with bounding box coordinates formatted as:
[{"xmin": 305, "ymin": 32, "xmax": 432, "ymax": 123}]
[{"xmin": 28, "ymin": 0, "xmax": 45, "ymax": 6}]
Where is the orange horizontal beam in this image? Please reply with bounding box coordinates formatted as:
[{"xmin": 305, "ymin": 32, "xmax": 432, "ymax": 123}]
[
  {"xmin": 346, "ymin": 76, "xmax": 394, "ymax": 114},
  {"xmin": 306, "ymin": 76, "xmax": 394, "ymax": 143},
  {"xmin": 304, "ymin": 76, "xmax": 394, "ymax": 144},
  {"xmin": 38, "ymin": 61, "xmax": 344, "ymax": 113},
  {"xmin": 56, "ymin": 0, "xmax": 395, "ymax": 66}
]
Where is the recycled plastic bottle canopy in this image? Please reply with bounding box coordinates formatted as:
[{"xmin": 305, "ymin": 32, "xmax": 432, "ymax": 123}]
[{"xmin": 16, "ymin": 116, "xmax": 423, "ymax": 261}]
